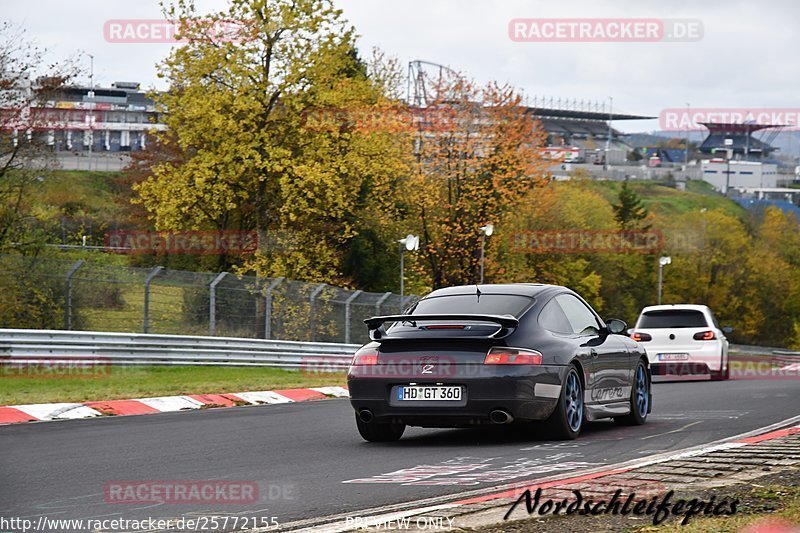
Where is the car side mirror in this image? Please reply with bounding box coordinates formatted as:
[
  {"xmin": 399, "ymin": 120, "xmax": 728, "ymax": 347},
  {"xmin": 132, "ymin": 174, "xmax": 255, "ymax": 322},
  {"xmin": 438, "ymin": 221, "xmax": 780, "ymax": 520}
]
[
  {"xmin": 722, "ymin": 326, "xmax": 734, "ymax": 334},
  {"xmin": 606, "ymin": 318, "xmax": 627, "ymax": 335}
]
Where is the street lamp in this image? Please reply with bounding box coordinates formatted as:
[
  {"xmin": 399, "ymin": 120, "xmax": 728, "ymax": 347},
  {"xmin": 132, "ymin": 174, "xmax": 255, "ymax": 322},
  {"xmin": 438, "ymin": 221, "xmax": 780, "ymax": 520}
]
[
  {"xmin": 398, "ymin": 234, "xmax": 419, "ymax": 312},
  {"xmin": 479, "ymin": 224, "xmax": 494, "ymax": 284},
  {"xmin": 657, "ymin": 256, "xmax": 672, "ymax": 305}
]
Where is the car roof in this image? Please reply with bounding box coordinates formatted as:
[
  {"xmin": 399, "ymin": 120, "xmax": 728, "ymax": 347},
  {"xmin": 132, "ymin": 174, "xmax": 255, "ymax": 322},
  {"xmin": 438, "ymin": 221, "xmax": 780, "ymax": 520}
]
[
  {"xmin": 639, "ymin": 304, "xmax": 711, "ymax": 314},
  {"xmin": 425, "ymin": 283, "xmax": 565, "ymax": 299}
]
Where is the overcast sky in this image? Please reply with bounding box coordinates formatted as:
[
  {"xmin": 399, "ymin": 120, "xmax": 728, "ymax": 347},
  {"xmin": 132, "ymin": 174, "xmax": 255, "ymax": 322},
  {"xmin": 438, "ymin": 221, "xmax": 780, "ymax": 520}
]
[{"xmin": 5, "ymin": 0, "xmax": 800, "ymax": 132}]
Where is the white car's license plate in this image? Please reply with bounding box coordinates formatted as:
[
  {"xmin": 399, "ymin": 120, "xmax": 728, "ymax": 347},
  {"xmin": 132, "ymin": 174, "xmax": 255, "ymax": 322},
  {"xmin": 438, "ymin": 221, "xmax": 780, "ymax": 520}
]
[
  {"xmin": 659, "ymin": 353, "xmax": 690, "ymax": 361},
  {"xmin": 397, "ymin": 386, "xmax": 462, "ymax": 401}
]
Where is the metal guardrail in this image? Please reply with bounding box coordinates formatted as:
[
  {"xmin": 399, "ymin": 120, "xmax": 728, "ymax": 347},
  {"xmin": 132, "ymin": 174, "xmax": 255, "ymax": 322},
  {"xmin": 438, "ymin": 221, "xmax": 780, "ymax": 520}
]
[
  {"xmin": 0, "ymin": 329, "xmax": 359, "ymax": 370},
  {"xmin": 0, "ymin": 331, "xmax": 796, "ymax": 373},
  {"xmin": 730, "ymin": 344, "xmax": 800, "ymax": 357}
]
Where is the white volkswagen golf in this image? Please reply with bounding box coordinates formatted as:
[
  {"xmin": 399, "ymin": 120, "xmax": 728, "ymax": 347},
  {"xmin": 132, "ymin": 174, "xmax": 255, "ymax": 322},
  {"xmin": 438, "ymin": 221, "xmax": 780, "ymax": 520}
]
[{"xmin": 631, "ymin": 304, "xmax": 731, "ymax": 381}]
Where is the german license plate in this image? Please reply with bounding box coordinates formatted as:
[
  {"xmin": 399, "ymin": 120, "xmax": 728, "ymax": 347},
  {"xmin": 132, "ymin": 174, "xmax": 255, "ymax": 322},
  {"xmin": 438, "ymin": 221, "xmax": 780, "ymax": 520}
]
[
  {"xmin": 659, "ymin": 353, "xmax": 689, "ymax": 361},
  {"xmin": 397, "ymin": 386, "xmax": 462, "ymax": 401}
]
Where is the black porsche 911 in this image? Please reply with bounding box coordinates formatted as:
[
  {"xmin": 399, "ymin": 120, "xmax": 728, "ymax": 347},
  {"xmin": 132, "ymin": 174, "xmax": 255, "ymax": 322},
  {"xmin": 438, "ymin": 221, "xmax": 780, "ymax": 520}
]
[{"xmin": 347, "ymin": 284, "xmax": 652, "ymax": 442}]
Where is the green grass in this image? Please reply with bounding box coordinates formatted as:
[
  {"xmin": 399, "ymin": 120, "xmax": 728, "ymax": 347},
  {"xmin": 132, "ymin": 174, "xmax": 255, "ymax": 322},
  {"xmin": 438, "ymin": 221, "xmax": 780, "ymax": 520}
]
[
  {"xmin": 583, "ymin": 179, "xmax": 746, "ymax": 218},
  {"xmin": 80, "ymin": 284, "xmax": 196, "ymax": 334},
  {"xmin": 0, "ymin": 366, "xmax": 347, "ymax": 405}
]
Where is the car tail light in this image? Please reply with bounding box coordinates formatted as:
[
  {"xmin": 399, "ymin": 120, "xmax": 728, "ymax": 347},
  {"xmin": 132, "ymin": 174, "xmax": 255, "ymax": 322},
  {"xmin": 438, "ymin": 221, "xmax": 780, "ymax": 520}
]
[
  {"xmin": 351, "ymin": 347, "xmax": 379, "ymax": 365},
  {"xmin": 484, "ymin": 347, "xmax": 543, "ymax": 365},
  {"xmin": 693, "ymin": 331, "xmax": 716, "ymax": 341},
  {"xmin": 631, "ymin": 332, "xmax": 652, "ymax": 342},
  {"xmin": 423, "ymin": 325, "xmax": 466, "ymax": 330}
]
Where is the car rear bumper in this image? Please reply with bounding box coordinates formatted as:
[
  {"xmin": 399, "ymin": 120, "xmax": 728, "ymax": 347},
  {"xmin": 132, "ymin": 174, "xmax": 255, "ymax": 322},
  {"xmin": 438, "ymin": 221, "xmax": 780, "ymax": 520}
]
[
  {"xmin": 646, "ymin": 343, "xmax": 725, "ymax": 374},
  {"xmin": 347, "ymin": 364, "xmax": 567, "ymax": 426}
]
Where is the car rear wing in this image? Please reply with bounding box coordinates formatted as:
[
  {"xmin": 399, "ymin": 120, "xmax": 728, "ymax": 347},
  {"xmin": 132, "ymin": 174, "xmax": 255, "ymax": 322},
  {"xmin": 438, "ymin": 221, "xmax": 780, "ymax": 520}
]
[{"xmin": 364, "ymin": 314, "xmax": 519, "ymax": 341}]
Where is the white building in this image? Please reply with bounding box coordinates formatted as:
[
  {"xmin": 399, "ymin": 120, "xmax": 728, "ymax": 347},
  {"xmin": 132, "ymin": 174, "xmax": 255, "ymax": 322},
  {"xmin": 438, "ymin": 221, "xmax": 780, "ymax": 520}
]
[{"xmin": 700, "ymin": 159, "xmax": 778, "ymax": 193}]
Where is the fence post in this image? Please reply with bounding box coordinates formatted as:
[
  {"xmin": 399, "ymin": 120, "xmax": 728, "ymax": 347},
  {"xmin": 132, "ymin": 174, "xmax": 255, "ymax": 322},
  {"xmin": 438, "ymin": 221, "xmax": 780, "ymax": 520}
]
[
  {"xmin": 143, "ymin": 266, "xmax": 164, "ymax": 334},
  {"xmin": 375, "ymin": 292, "xmax": 392, "ymax": 318},
  {"xmin": 309, "ymin": 283, "xmax": 327, "ymax": 342},
  {"xmin": 264, "ymin": 277, "xmax": 284, "ymax": 339},
  {"xmin": 344, "ymin": 290, "xmax": 363, "ymax": 344},
  {"xmin": 209, "ymin": 272, "xmax": 228, "ymax": 336},
  {"xmin": 64, "ymin": 260, "xmax": 85, "ymax": 330}
]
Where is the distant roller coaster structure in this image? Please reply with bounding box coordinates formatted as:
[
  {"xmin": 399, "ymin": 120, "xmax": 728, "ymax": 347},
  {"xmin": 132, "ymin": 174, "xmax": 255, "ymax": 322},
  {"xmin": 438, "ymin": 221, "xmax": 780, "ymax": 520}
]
[{"xmin": 406, "ymin": 60, "xmax": 465, "ymax": 107}]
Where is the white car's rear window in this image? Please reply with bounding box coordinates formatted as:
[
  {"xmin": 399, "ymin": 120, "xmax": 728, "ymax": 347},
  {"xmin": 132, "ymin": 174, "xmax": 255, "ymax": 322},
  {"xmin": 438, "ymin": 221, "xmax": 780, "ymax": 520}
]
[{"xmin": 639, "ymin": 310, "xmax": 708, "ymax": 329}]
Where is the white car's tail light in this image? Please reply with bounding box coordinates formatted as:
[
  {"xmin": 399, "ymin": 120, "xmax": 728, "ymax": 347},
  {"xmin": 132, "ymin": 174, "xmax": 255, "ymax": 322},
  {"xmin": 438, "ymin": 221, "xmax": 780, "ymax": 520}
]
[
  {"xmin": 631, "ymin": 332, "xmax": 652, "ymax": 342},
  {"xmin": 693, "ymin": 331, "xmax": 717, "ymax": 341}
]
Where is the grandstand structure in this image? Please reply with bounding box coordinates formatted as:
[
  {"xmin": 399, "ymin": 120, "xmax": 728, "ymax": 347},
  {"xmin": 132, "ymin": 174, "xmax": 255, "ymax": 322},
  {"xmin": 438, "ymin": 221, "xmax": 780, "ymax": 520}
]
[
  {"xmin": 698, "ymin": 122, "xmax": 783, "ymax": 160},
  {"xmin": 528, "ymin": 105, "xmax": 652, "ymax": 163},
  {"xmin": 406, "ymin": 60, "xmax": 652, "ymax": 164},
  {"xmin": 696, "ymin": 122, "xmax": 787, "ymax": 195}
]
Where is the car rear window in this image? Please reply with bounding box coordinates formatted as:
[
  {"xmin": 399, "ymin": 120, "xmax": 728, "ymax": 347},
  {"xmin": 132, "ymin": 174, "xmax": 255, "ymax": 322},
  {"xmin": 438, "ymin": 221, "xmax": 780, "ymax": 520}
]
[
  {"xmin": 409, "ymin": 294, "xmax": 534, "ymax": 318},
  {"xmin": 638, "ymin": 310, "xmax": 709, "ymax": 328}
]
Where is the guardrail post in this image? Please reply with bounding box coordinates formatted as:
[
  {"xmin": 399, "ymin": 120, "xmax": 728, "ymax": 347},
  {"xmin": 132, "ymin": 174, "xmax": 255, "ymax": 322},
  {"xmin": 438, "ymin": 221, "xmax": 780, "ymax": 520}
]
[
  {"xmin": 375, "ymin": 292, "xmax": 392, "ymax": 317},
  {"xmin": 209, "ymin": 272, "xmax": 228, "ymax": 336},
  {"xmin": 309, "ymin": 283, "xmax": 327, "ymax": 342},
  {"xmin": 64, "ymin": 260, "xmax": 85, "ymax": 330},
  {"xmin": 264, "ymin": 277, "xmax": 284, "ymax": 339},
  {"xmin": 344, "ymin": 290, "xmax": 363, "ymax": 344},
  {"xmin": 143, "ymin": 266, "xmax": 164, "ymax": 334}
]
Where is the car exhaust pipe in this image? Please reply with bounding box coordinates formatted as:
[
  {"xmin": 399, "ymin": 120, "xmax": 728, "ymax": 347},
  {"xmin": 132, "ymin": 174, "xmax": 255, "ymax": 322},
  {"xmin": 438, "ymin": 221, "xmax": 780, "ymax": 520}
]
[
  {"xmin": 489, "ymin": 409, "xmax": 514, "ymax": 425},
  {"xmin": 358, "ymin": 409, "xmax": 374, "ymax": 423}
]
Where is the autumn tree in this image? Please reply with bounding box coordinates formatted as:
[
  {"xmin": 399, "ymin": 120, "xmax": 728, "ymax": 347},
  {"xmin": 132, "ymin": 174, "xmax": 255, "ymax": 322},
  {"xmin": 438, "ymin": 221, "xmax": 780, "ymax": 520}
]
[
  {"xmin": 135, "ymin": 0, "xmax": 411, "ymax": 283},
  {"xmin": 501, "ymin": 182, "xmax": 612, "ymax": 309},
  {"xmin": 0, "ymin": 21, "xmax": 76, "ymax": 251},
  {"xmin": 407, "ymin": 80, "xmax": 549, "ymax": 288}
]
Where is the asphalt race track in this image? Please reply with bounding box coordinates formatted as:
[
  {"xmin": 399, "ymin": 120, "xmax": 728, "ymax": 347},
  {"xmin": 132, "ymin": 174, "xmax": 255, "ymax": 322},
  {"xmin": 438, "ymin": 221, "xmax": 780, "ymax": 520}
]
[{"xmin": 1, "ymin": 377, "xmax": 798, "ymax": 529}]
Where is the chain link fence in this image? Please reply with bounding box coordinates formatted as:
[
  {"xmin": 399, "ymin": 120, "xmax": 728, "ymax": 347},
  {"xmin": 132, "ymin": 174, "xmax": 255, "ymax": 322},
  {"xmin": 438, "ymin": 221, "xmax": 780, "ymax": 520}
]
[{"xmin": 0, "ymin": 255, "xmax": 417, "ymax": 345}]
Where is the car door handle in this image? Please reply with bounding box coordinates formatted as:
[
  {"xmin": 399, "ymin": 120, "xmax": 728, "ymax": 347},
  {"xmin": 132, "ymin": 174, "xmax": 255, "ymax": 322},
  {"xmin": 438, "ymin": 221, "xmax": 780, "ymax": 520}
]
[{"xmin": 590, "ymin": 348, "xmax": 598, "ymax": 358}]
